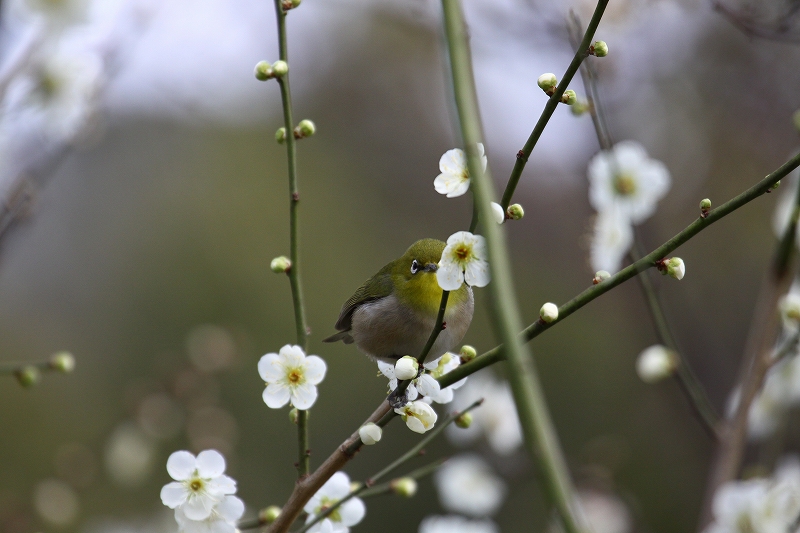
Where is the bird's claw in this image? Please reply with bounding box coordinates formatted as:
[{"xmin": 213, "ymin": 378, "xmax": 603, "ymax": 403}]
[{"xmin": 387, "ymin": 388, "xmax": 409, "ymax": 409}]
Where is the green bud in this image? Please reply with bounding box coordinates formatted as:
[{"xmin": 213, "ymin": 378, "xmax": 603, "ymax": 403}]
[
  {"xmin": 561, "ymin": 90, "xmax": 577, "ymax": 105},
  {"xmin": 49, "ymin": 351, "xmax": 75, "ymax": 373},
  {"xmin": 570, "ymin": 100, "xmax": 590, "ymax": 116},
  {"xmin": 591, "ymin": 40, "xmax": 608, "ymax": 57},
  {"xmin": 270, "ymin": 256, "xmax": 291, "ymax": 273},
  {"xmin": 281, "ymin": 0, "xmax": 300, "ymax": 10},
  {"xmin": 259, "ymin": 506, "xmax": 281, "ymax": 525},
  {"xmin": 665, "ymin": 257, "xmax": 685, "ymax": 280},
  {"xmin": 271, "ymin": 60, "xmax": 289, "ymax": 78},
  {"xmin": 700, "ymin": 198, "xmax": 711, "ymax": 210},
  {"xmin": 537, "ymin": 73, "xmax": 557, "ymax": 94},
  {"xmin": 16, "ymin": 366, "xmax": 40, "ymax": 387},
  {"xmin": 390, "ymin": 477, "xmax": 418, "ymax": 498},
  {"xmin": 455, "ymin": 411, "xmax": 473, "ymax": 429},
  {"xmin": 793, "ymin": 110, "xmax": 800, "ymax": 133},
  {"xmin": 593, "ymin": 270, "xmax": 611, "ymax": 285},
  {"xmin": 254, "ymin": 61, "xmax": 272, "ymax": 81},
  {"xmin": 289, "ymin": 407, "xmax": 299, "ymax": 424},
  {"xmin": 772, "ymin": 181, "xmax": 781, "ymax": 190},
  {"xmin": 294, "ymin": 119, "xmax": 316, "ymax": 139},
  {"xmin": 507, "ymin": 203, "xmax": 524, "ymax": 220},
  {"xmin": 459, "ymin": 345, "xmax": 477, "ymax": 362},
  {"xmin": 275, "ymin": 127, "xmax": 286, "ymax": 144},
  {"xmin": 540, "ymin": 302, "xmax": 559, "ymax": 323},
  {"xmin": 291, "ymin": 0, "xmax": 302, "ymax": 7}
]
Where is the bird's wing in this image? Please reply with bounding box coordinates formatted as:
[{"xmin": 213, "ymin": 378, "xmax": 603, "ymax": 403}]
[{"xmin": 332, "ymin": 263, "xmax": 395, "ymax": 332}]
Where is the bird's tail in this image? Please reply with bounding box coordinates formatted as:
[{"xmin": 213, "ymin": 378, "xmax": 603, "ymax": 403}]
[{"xmin": 322, "ymin": 331, "xmax": 354, "ymax": 344}]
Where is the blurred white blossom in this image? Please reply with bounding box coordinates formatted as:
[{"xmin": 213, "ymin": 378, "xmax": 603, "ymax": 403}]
[
  {"xmin": 34, "ymin": 478, "xmax": 80, "ymax": 526},
  {"xmin": 590, "ymin": 208, "xmax": 634, "ymax": 274},
  {"xmin": 303, "ymin": 471, "xmax": 365, "ymax": 533},
  {"xmin": 447, "ymin": 370, "xmax": 522, "ymax": 455},
  {"xmin": 419, "ymin": 515, "xmax": 499, "ymax": 533},
  {"xmin": 434, "ymin": 454, "xmax": 507, "ymax": 518}
]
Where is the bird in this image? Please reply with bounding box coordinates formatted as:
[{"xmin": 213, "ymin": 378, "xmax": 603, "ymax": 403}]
[{"xmin": 323, "ymin": 238, "xmax": 474, "ymax": 365}]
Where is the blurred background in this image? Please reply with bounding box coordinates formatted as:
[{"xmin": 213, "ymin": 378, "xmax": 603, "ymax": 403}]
[{"xmin": 0, "ymin": 0, "xmax": 799, "ymax": 532}]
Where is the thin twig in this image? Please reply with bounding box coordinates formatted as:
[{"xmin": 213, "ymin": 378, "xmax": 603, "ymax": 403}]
[
  {"xmin": 272, "ymin": 0, "xmax": 311, "ymax": 479},
  {"xmin": 395, "ymin": 290, "xmax": 449, "ymax": 398},
  {"xmin": 499, "ymin": 0, "xmax": 610, "ymax": 210}
]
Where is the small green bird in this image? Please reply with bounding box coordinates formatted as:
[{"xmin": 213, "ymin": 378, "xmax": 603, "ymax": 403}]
[{"xmin": 323, "ymin": 238, "xmax": 474, "ymax": 364}]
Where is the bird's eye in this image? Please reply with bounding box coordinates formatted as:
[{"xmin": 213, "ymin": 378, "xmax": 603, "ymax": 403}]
[{"xmin": 410, "ymin": 260, "xmax": 420, "ymax": 274}]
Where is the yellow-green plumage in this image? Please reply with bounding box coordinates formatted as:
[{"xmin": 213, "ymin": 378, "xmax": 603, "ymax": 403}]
[{"xmin": 323, "ymin": 239, "xmax": 473, "ymax": 363}]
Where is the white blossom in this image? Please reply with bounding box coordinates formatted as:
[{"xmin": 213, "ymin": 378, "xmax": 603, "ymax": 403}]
[
  {"xmin": 377, "ymin": 361, "xmax": 439, "ymax": 402},
  {"xmin": 422, "ymin": 352, "xmax": 467, "ymax": 404},
  {"xmin": 434, "ymin": 143, "xmax": 487, "ymax": 198},
  {"xmin": 490, "ymin": 202, "xmax": 505, "ymax": 224},
  {"xmin": 303, "ymin": 472, "xmax": 365, "ymax": 533},
  {"xmin": 258, "ymin": 344, "xmax": 326, "ymax": 410},
  {"xmin": 160, "ymin": 450, "xmax": 237, "ymax": 521},
  {"xmin": 590, "ymin": 207, "xmax": 634, "ymax": 274},
  {"xmin": 419, "ymin": 515, "xmax": 499, "ymax": 533},
  {"xmin": 437, "ymin": 231, "xmax": 490, "ymax": 291},
  {"xmin": 395, "ymin": 401, "xmax": 438, "ymax": 433},
  {"xmin": 434, "ymin": 454, "xmax": 507, "ymax": 517},
  {"xmin": 175, "ymin": 495, "xmax": 244, "ymax": 533},
  {"xmin": 588, "ymin": 140, "xmax": 671, "ymax": 225},
  {"xmin": 358, "ymin": 423, "xmax": 382, "ymax": 445},
  {"xmin": 447, "ymin": 370, "xmax": 522, "ymax": 455}
]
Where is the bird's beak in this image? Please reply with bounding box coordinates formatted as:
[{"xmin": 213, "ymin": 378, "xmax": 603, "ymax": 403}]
[{"xmin": 424, "ymin": 263, "xmax": 438, "ymax": 273}]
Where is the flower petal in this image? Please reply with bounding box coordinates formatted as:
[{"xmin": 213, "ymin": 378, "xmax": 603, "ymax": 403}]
[
  {"xmin": 290, "ymin": 382, "xmax": 318, "ymax": 410},
  {"xmin": 209, "ymin": 474, "xmax": 237, "ymax": 496},
  {"xmin": 196, "ymin": 450, "xmax": 226, "ymax": 478},
  {"xmin": 437, "ymin": 263, "xmax": 464, "ymax": 291},
  {"xmin": 405, "ymin": 416, "xmax": 427, "ymax": 434},
  {"xmin": 263, "ymin": 382, "xmax": 291, "ymax": 408},
  {"xmin": 160, "ymin": 482, "xmax": 188, "ymax": 508},
  {"xmin": 377, "ymin": 360, "xmax": 395, "ymax": 379},
  {"xmin": 340, "ymin": 497, "xmax": 366, "ymax": 526},
  {"xmin": 303, "ymin": 356, "xmax": 327, "ymax": 385},
  {"xmin": 439, "ymin": 149, "xmax": 467, "ymax": 175},
  {"xmin": 464, "ymin": 259, "xmax": 490, "ymax": 288},
  {"xmin": 490, "ymin": 202, "xmax": 505, "ymax": 224},
  {"xmin": 182, "ymin": 494, "xmax": 215, "ymax": 521},
  {"xmin": 324, "ymin": 472, "xmax": 352, "ymax": 500},
  {"xmin": 166, "ymin": 450, "xmax": 197, "ymax": 481},
  {"xmin": 217, "ymin": 495, "xmax": 245, "ymax": 522},
  {"xmin": 257, "ymin": 353, "xmax": 283, "ymax": 382},
  {"xmin": 279, "ymin": 344, "xmax": 306, "ymax": 366},
  {"xmin": 416, "ymin": 374, "xmax": 441, "ymax": 397}
]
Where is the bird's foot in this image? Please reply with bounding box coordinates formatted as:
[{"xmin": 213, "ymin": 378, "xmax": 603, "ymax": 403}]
[{"xmin": 387, "ymin": 388, "xmax": 409, "ymax": 409}]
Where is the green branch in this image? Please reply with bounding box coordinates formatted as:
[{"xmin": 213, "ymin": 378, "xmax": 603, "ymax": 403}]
[
  {"xmin": 441, "ymin": 1, "xmax": 588, "ymax": 531},
  {"xmin": 272, "ymin": 0, "xmax": 310, "ymax": 479},
  {"xmin": 499, "ymin": 0, "xmax": 609, "ymax": 210}
]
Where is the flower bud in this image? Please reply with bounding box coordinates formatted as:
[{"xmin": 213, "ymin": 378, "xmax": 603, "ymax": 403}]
[
  {"xmin": 460, "ymin": 345, "xmax": 477, "ymax": 362},
  {"xmin": 507, "ymin": 203, "xmax": 524, "ymax": 220},
  {"xmin": 700, "ymin": 198, "xmax": 711, "ymax": 210},
  {"xmin": 281, "ymin": 0, "xmax": 300, "ymax": 11},
  {"xmin": 349, "ymin": 481, "xmax": 362, "ymax": 492},
  {"xmin": 455, "ymin": 411, "xmax": 473, "ymax": 429},
  {"xmin": 395, "ymin": 401, "xmax": 437, "ymax": 433},
  {"xmin": 270, "ymin": 256, "xmax": 291, "ymax": 273},
  {"xmin": 394, "ymin": 356, "xmax": 419, "ymax": 380},
  {"xmin": 259, "ymin": 506, "xmax": 281, "ymax": 524},
  {"xmin": 593, "ymin": 270, "xmax": 611, "ymax": 285},
  {"xmin": 537, "ymin": 73, "xmax": 557, "ymax": 94},
  {"xmin": 490, "ymin": 202, "xmax": 505, "ymax": 224},
  {"xmin": 561, "ymin": 90, "xmax": 577, "ymax": 105},
  {"xmin": 665, "ymin": 257, "xmax": 685, "ymax": 280},
  {"xmin": 636, "ymin": 345, "xmax": 678, "ymax": 383},
  {"xmin": 591, "ymin": 40, "xmax": 608, "ymax": 57},
  {"xmin": 49, "ymin": 352, "xmax": 75, "ymax": 373},
  {"xmin": 292, "ymin": 0, "xmax": 302, "ymax": 6},
  {"xmin": 289, "ymin": 407, "xmax": 299, "ymax": 424},
  {"xmin": 254, "ymin": 61, "xmax": 272, "ymax": 81},
  {"xmin": 390, "ymin": 477, "xmax": 418, "ymax": 498},
  {"xmin": 271, "ymin": 60, "xmax": 289, "ymax": 78},
  {"xmin": 570, "ymin": 100, "xmax": 590, "ymax": 116},
  {"xmin": 275, "ymin": 127, "xmax": 286, "ymax": 144},
  {"xmin": 294, "ymin": 119, "xmax": 316, "ymax": 139},
  {"xmin": 540, "ymin": 302, "xmax": 559, "ymax": 323},
  {"xmin": 16, "ymin": 365, "xmax": 40, "ymax": 387},
  {"xmin": 358, "ymin": 422, "xmax": 382, "ymax": 445}
]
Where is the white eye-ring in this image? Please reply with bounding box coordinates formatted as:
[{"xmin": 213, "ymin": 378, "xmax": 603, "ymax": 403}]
[{"xmin": 410, "ymin": 259, "xmax": 421, "ymax": 274}]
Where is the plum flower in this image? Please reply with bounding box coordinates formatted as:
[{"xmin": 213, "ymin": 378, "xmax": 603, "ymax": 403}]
[
  {"xmin": 434, "ymin": 143, "xmax": 487, "ymax": 198},
  {"xmin": 419, "ymin": 515, "xmax": 499, "ymax": 533},
  {"xmin": 377, "ymin": 360, "xmax": 440, "ymax": 402},
  {"xmin": 175, "ymin": 495, "xmax": 245, "ymax": 533},
  {"xmin": 304, "ymin": 472, "xmax": 366, "ymax": 533},
  {"xmin": 434, "ymin": 454, "xmax": 507, "ymax": 517},
  {"xmin": 395, "ymin": 401, "xmax": 438, "ymax": 433},
  {"xmin": 422, "ymin": 353, "xmax": 467, "ymax": 404},
  {"xmin": 160, "ymin": 450, "xmax": 237, "ymax": 521},
  {"xmin": 588, "ymin": 141, "xmax": 671, "ymax": 225},
  {"xmin": 437, "ymin": 231, "xmax": 490, "ymax": 291},
  {"xmin": 590, "ymin": 207, "xmax": 634, "ymax": 273},
  {"xmin": 258, "ymin": 345, "xmax": 327, "ymax": 410}
]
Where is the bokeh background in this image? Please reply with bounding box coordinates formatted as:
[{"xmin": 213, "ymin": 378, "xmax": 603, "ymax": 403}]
[{"xmin": 1, "ymin": 0, "xmax": 799, "ymax": 532}]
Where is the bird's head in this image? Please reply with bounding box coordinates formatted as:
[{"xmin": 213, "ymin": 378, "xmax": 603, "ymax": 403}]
[{"xmin": 392, "ymin": 238, "xmax": 466, "ymax": 314}]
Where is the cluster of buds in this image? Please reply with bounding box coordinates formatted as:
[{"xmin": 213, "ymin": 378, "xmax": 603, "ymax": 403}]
[
  {"xmin": 277, "ymin": 120, "xmax": 316, "ymax": 144},
  {"xmin": 588, "ymin": 40, "xmax": 608, "ymax": 57},
  {"xmin": 490, "ymin": 202, "xmax": 525, "ymax": 224},
  {"xmin": 281, "ymin": 0, "xmax": 301, "ymax": 12},
  {"xmin": 254, "ymin": 60, "xmax": 289, "ymax": 81},
  {"xmin": 700, "ymin": 198, "xmax": 711, "ymax": 219},
  {"xmin": 656, "ymin": 257, "xmax": 685, "ymax": 280}
]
